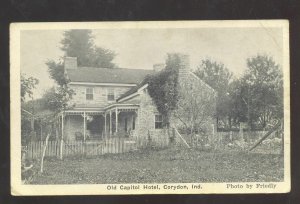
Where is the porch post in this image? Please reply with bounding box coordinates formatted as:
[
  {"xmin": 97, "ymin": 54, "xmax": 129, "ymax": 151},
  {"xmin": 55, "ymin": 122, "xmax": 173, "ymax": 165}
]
[
  {"xmin": 109, "ymin": 110, "xmax": 112, "ymax": 136},
  {"xmin": 61, "ymin": 113, "xmax": 64, "ymax": 139},
  {"xmin": 83, "ymin": 111, "xmax": 86, "ymax": 141},
  {"xmin": 104, "ymin": 112, "xmax": 107, "ymax": 138},
  {"xmin": 115, "ymin": 107, "xmax": 118, "ymax": 133}
]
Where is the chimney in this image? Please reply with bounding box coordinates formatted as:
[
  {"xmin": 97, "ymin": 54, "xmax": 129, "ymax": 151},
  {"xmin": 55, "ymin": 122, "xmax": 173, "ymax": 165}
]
[
  {"xmin": 153, "ymin": 63, "xmax": 165, "ymax": 72},
  {"xmin": 64, "ymin": 57, "xmax": 77, "ymax": 70},
  {"xmin": 178, "ymin": 54, "xmax": 190, "ymax": 78},
  {"xmin": 169, "ymin": 53, "xmax": 190, "ymax": 80}
]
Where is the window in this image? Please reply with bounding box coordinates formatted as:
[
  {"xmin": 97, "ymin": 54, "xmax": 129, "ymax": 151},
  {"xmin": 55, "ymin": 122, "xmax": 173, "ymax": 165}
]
[
  {"xmin": 107, "ymin": 88, "xmax": 115, "ymax": 101},
  {"xmin": 155, "ymin": 114, "xmax": 163, "ymax": 129},
  {"xmin": 86, "ymin": 87, "xmax": 93, "ymax": 100}
]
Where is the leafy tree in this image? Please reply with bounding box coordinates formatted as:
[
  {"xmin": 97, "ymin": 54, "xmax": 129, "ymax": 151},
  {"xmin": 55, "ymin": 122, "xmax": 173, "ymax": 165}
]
[
  {"xmin": 45, "ymin": 29, "xmax": 117, "ymax": 113},
  {"xmin": 226, "ymin": 78, "xmax": 247, "ymax": 127},
  {"xmin": 60, "ymin": 29, "xmax": 94, "ymax": 66},
  {"xmin": 42, "ymin": 87, "xmax": 75, "ymax": 112},
  {"xmin": 242, "ymin": 54, "xmax": 283, "ymax": 129},
  {"xmin": 46, "ymin": 60, "xmax": 67, "ymax": 86},
  {"xmin": 60, "ymin": 29, "xmax": 117, "ymax": 68},
  {"xmin": 194, "ymin": 59, "xmax": 233, "ymax": 128},
  {"xmin": 90, "ymin": 47, "xmax": 117, "ymax": 68},
  {"xmin": 21, "ymin": 74, "xmax": 39, "ymax": 102},
  {"xmin": 45, "ymin": 60, "xmax": 74, "ymax": 113}
]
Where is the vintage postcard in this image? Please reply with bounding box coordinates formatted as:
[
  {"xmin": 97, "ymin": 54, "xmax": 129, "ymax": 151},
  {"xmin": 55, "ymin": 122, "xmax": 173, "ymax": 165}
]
[{"xmin": 10, "ymin": 20, "xmax": 290, "ymax": 195}]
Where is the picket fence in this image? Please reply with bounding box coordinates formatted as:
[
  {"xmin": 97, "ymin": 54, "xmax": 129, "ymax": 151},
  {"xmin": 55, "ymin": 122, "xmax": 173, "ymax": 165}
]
[{"xmin": 25, "ymin": 135, "xmax": 170, "ymax": 160}]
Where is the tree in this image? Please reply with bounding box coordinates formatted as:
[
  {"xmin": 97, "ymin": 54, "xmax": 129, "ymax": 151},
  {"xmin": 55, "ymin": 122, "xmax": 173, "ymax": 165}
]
[
  {"xmin": 46, "ymin": 29, "xmax": 118, "ymax": 113},
  {"xmin": 45, "ymin": 60, "xmax": 74, "ymax": 113},
  {"xmin": 21, "ymin": 74, "xmax": 39, "ymax": 102},
  {"xmin": 226, "ymin": 78, "xmax": 247, "ymax": 127},
  {"xmin": 42, "ymin": 87, "xmax": 75, "ymax": 113},
  {"xmin": 60, "ymin": 29, "xmax": 117, "ymax": 68},
  {"xmin": 46, "ymin": 60, "xmax": 67, "ymax": 86},
  {"xmin": 242, "ymin": 54, "xmax": 283, "ymax": 129},
  {"xmin": 194, "ymin": 59, "xmax": 233, "ymax": 128}
]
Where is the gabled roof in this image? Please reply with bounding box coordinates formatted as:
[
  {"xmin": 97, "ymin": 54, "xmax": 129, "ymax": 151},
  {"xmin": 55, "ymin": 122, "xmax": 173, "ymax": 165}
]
[
  {"xmin": 117, "ymin": 71, "xmax": 217, "ymax": 102},
  {"xmin": 66, "ymin": 67, "xmax": 154, "ymax": 84},
  {"xmin": 117, "ymin": 77, "xmax": 150, "ymax": 102}
]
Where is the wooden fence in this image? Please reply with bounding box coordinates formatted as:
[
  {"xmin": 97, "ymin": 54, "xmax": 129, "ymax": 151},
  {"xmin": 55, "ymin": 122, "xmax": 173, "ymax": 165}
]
[
  {"xmin": 24, "ymin": 135, "xmax": 171, "ymax": 160},
  {"xmin": 25, "ymin": 138, "xmax": 140, "ymax": 159}
]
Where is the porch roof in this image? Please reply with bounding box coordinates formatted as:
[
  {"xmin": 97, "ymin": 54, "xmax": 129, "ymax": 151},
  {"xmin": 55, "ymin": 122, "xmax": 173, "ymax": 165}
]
[
  {"xmin": 61, "ymin": 103, "xmax": 139, "ymax": 115},
  {"xmin": 63, "ymin": 109, "xmax": 105, "ymax": 115},
  {"xmin": 105, "ymin": 103, "xmax": 139, "ymax": 112}
]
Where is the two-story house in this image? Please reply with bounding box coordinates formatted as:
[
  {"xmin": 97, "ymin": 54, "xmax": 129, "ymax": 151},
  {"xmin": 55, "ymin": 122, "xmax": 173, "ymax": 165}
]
[{"xmin": 58, "ymin": 54, "xmax": 216, "ymax": 142}]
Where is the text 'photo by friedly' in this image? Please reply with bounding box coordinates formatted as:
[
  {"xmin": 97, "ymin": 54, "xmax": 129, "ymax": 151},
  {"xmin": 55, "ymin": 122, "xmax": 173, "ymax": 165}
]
[{"xmin": 10, "ymin": 20, "xmax": 290, "ymax": 195}]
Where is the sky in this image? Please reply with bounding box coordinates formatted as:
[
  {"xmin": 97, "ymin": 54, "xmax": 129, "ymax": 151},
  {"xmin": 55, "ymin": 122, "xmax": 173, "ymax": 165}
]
[{"xmin": 20, "ymin": 27, "xmax": 283, "ymax": 99}]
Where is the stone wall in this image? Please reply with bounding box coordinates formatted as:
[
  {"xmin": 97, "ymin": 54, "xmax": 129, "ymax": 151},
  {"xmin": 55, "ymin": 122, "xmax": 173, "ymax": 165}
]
[
  {"xmin": 136, "ymin": 90, "xmax": 169, "ymax": 141},
  {"xmin": 171, "ymin": 71, "xmax": 217, "ymax": 144}
]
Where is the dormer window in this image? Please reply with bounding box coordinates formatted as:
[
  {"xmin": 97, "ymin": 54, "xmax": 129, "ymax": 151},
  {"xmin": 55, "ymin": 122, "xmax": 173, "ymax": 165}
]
[
  {"xmin": 107, "ymin": 88, "xmax": 115, "ymax": 101},
  {"xmin": 86, "ymin": 87, "xmax": 94, "ymax": 100}
]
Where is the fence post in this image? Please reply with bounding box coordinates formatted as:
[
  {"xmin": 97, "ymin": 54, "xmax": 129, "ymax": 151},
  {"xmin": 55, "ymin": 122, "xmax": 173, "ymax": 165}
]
[
  {"xmin": 60, "ymin": 139, "xmax": 63, "ymax": 160},
  {"xmin": 239, "ymin": 123, "xmax": 244, "ymax": 141}
]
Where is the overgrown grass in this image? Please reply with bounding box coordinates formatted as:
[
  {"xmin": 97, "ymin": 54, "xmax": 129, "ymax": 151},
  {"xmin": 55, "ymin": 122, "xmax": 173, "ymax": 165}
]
[{"xmin": 31, "ymin": 147, "xmax": 284, "ymax": 184}]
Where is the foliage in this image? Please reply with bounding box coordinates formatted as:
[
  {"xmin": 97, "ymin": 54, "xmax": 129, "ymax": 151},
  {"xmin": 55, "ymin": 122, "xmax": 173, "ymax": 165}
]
[
  {"xmin": 90, "ymin": 47, "xmax": 117, "ymax": 68},
  {"xmin": 147, "ymin": 53, "xmax": 180, "ymax": 120},
  {"xmin": 226, "ymin": 78, "xmax": 246, "ymax": 126},
  {"xmin": 21, "ymin": 98, "xmax": 57, "ymax": 144},
  {"xmin": 61, "ymin": 29, "xmax": 117, "ymax": 68},
  {"xmin": 45, "ymin": 59, "xmax": 75, "ymax": 113},
  {"xmin": 42, "ymin": 86, "xmax": 75, "ymax": 112},
  {"xmin": 194, "ymin": 59, "xmax": 233, "ymax": 127},
  {"xmin": 194, "ymin": 55, "xmax": 283, "ymax": 130},
  {"xmin": 21, "ymin": 74, "xmax": 39, "ymax": 102},
  {"xmin": 45, "ymin": 29, "xmax": 118, "ymax": 113},
  {"xmin": 46, "ymin": 60, "xmax": 67, "ymax": 86},
  {"xmin": 241, "ymin": 54, "xmax": 283, "ymax": 129}
]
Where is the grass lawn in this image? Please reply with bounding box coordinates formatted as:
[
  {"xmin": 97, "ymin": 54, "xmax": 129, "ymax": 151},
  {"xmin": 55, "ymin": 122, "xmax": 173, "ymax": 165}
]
[{"xmin": 31, "ymin": 147, "xmax": 284, "ymax": 184}]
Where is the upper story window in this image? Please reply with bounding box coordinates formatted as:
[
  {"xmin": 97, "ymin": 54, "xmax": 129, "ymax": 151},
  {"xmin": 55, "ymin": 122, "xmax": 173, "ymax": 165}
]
[
  {"xmin": 86, "ymin": 87, "xmax": 94, "ymax": 100},
  {"xmin": 107, "ymin": 88, "xmax": 115, "ymax": 101},
  {"xmin": 155, "ymin": 114, "xmax": 163, "ymax": 129}
]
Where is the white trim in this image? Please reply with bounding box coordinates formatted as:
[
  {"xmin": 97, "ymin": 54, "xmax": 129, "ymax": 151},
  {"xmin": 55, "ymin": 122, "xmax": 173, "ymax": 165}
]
[
  {"xmin": 64, "ymin": 110, "xmax": 104, "ymax": 113},
  {"xmin": 137, "ymin": 83, "xmax": 148, "ymax": 93},
  {"xmin": 118, "ymin": 92, "xmax": 139, "ymax": 103},
  {"xmin": 105, "ymin": 103, "xmax": 139, "ymax": 109},
  {"xmin": 73, "ymin": 107, "xmax": 104, "ymax": 110},
  {"xmin": 69, "ymin": 82, "xmax": 136, "ymax": 87},
  {"xmin": 118, "ymin": 83, "xmax": 149, "ymax": 103}
]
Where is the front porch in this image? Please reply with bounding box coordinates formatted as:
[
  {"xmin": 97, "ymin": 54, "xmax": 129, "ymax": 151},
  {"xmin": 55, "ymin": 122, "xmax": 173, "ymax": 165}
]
[{"xmin": 57, "ymin": 104, "xmax": 139, "ymax": 141}]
